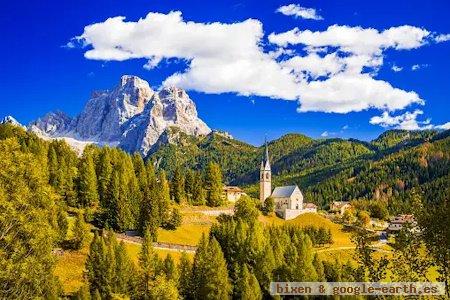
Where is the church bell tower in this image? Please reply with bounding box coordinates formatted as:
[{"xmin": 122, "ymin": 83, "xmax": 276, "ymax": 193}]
[{"xmin": 260, "ymin": 139, "xmax": 272, "ymax": 203}]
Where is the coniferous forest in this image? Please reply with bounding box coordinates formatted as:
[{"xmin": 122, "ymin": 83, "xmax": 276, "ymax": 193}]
[{"xmin": 0, "ymin": 123, "xmax": 449, "ymax": 299}]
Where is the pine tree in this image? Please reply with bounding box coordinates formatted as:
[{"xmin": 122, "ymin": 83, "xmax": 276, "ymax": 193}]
[
  {"xmin": 114, "ymin": 241, "xmax": 138, "ymax": 296},
  {"xmin": 139, "ymin": 228, "xmax": 160, "ymax": 298},
  {"xmin": 191, "ymin": 171, "xmax": 206, "ymax": 205},
  {"xmin": 72, "ymin": 210, "xmax": 90, "ymax": 250},
  {"xmin": 237, "ymin": 264, "xmax": 262, "ymax": 300},
  {"xmin": 178, "ymin": 252, "xmax": 192, "ymax": 299},
  {"xmin": 157, "ymin": 171, "xmax": 171, "ymax": 227},
  {"xmin": 205, "ymin": 162, "xmax": 224, "ymax": 207},
  {"xmin": 171, "ymin": 166, "xmax": 186, "ymax": 203},
  {"xmin": 149, "ymin": 275, "xmax": 180, "ymax": 300},
  {"xmin": 78, "ymin": 151, "xmax": 99, "ymax": 208},
  {"xmin": 163, "ymin": 254, "xmax": 178, "ymax": 281},
  {"xmin": 184, "ymin": 169, "xmax": 195, "ymax": 202},
  {"xmin": 86, "ymin": 232, "xmax": 113, "ymax": 297},
  {"xmin": 192, "ymin": 235, "xmax": 231, "ymax": 299},
  {"xmin": 96, "ymin": 148, "xmax": 112, "ymax": 207}
]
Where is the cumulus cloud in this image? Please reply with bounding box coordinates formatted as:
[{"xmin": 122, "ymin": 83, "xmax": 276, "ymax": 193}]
[
  {"xmin": 369, "ymin": 110, "xmax": 450, "ymax": 130},
  {"xmin": 392, "ymin": 65, "xmax": 403, "ymax": 72},
  {"xmin": 77, "ymin": 12, "xmax": 299, "ymax": 100},
  {"xmin": 276, "ymin": 4, "xmax": 323, "ymax": 20},
  {"xmin": 434, "ymin": 33, "xmax": 450, "ymax": 43},
  {"xmin": 297, "ymin": 73, "xmax": 422, "ymax": 113},
  {"xmin": 73, "ymin": 11, "xmax": 449, "ymax": 117},
  {"xmin": 369, "ymin": 110, "xmax": 429, "ymax": 130},
  {"xmin": 320, "ymin": 131, "xmax": 329, "ymax": 137}
]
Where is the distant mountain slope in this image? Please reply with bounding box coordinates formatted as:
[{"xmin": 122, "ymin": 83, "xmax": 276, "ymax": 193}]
[{"xmin": 149, "ymin": 127, "xmax": 449, "ymax": 213}]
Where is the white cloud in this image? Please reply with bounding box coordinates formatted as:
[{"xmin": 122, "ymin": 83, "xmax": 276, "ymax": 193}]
[
  {"xmin": 369, "ymin": 110, "xmax": 427, "ymax": 130},
  {"xmin": 143, "ymin": 56, "xmax": 162, "ymax": 70},
  {"xmin": 268, "ymin": 25, "xmax": 430, "ymax": 54},
  {"xmin": 434, "ymin": 33, "xmax": 450, "ymax": 43},
  {"xmin": 77, "ymin": 12, "xmax": 300, "ymax": 100},
  {"xmin": 435, "ymin": 122, "xmax": 450, "ymax": 130},
  {"xmin": 392, "ymin": 65, "xmax": 403, "ymax": 72},
  {"xmin": 320, "ymin": 131, "xmax": 329, "ymax": 137},
  {"xmin": 276, "ymin": 4, "xmax": 323, "ymax": 20},
  {"xmin": 411, "ymin": 63, "xmax": 429, "ymax": 71},
  {"xmin": 74, "ymin": 11, "xmax": 448, "ymax": 117},
  {"xmin": 297, "ymin": 73, "xmax": 422, "ymax": 113},
  {"xmin": 368, "ymin": 109, "xmax": 450, "ymax": 131},
  {"xmin": 342, "ymin": 125, "xmax": 349, "ymax": 130}
]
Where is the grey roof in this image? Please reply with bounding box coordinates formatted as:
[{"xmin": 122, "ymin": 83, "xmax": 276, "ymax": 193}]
[{"xmin": 271, "ymin": 185, "xmax": 300, "ymax": 198}]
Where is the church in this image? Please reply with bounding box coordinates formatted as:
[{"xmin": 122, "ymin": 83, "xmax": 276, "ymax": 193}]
[{"xmin": 260, "ymin": 140, "xmax": 310, "ymax": 220}]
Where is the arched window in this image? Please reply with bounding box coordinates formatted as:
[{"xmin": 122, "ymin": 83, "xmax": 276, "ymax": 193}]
[{"xmin": 266, "ymin": 173, "xmax": 270, "ymax": 179}]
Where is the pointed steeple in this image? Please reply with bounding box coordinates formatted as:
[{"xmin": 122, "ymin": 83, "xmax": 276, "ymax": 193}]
[{"xmin": 261, "ymin": 137, "xmax": 270, "ymax": 171}]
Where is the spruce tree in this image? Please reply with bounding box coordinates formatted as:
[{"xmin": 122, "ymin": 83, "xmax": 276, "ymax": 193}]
[
  {"xmin": 114, "ymin": 241, "xmax": 139, "ymax": 296},
  {"xmin": 170, "ymin": 165, "xmax": 186, "ymax": 203},
  {"xmin": 78, "ymin": 151, "xmax": 99, "ymax": 208},
  {"xmin": 72, "ymin": 210, "xmax": 90, "ymax": 250},
  {"xmin": 86, "ymin": 232, "xmax": 113, "ymax": 297},
  {"xmin": 192, "ymin": 235, "xmax": 231, "ymax": 299},
  {"xmin": 96, "ymin": 148, "xmax": 112, "ymax": 208},
  {"xmin": 157, "ymin": 171, "xmax": 171, "ymax": 227},
  {"xmin": 191, "ymin": 171, "xmax": 206, "ymax": 205},
  {"xmin": 178, "ymin": 252, "xmax": 192, "ymax": 299},
  {"xmin": 205, "ymin": 162, "xmax": 224, "ymax": 207},
  {"xmin": 139, "ymin": 228, "xmax": 160, "ymax": 298},
  {"xmin": 237, "ymin": 264, "xmax": 262, "ymax": 300},
  {"xmin": 163, "ymin": 253, "xmax": 178, "ymax": 281}
]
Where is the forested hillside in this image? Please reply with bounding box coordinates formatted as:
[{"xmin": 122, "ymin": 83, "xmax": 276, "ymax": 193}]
[{"xmin": 149, "ymin": 127, "xmax": 449, "ymax": 214}]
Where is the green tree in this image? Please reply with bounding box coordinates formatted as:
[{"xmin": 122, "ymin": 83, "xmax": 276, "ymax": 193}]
[
  {"xmin": 262, "ymin": 197, "xmax": 274, "ymax": 215},
  {"xmin": 139, "ymin": 228, "xmax": 160, "ymax": 298},
  {"xmin": 0, "ymin": 139, "xmax": 60, "ymax": 299},
  {"xmin": 162, "ymin": 254, "xmax": 178, "ymax": 281},
  {"xmin": 413, "ymin": 189, "xmax": 450, "ymax": 296},
  {"xmin": 205, "ymin": 162, "xmax": 224, "ymax": 207},
  {"xmin": 149, "ymin": 275, "xmax": 180, "ymax": 300},
  {"xmin": 96, "ymin": 148, "xmax": 112, "ymax": 208},
  {"xmin": 237, "ymin": 264, "xmax": 262, "ymax": 300},
  {"xmin": 178, "ymin": 252, "xmax": 192, "ymax": 299},
  {"xmin": 86, "ymin": 232, "xmax": 113, "ymax": 297},
  {"xmin": 191, "ymin": 234, "xmax": 231, "ymax": 299},
  {"xmin": 234, "ymin": 195, "xmax": 259, "ymax": 223},
  {"xmin": 191, "ymin": 171, "xmax": 206, "ymax": 205},
  {"xmin": 72, "ymin": 210, "xmax": 90, "ymax": 250},
  {"xmin": 170, "ymin": 166, "xmax": 186, "ymax": 203},
  {"xmin": 114, "ymin": 241, "xmax": 138, "ymax": 297},
  {"xmin": 164, "ymin": 206, "xmax": 182, "ymax": 230},
  {"xmin": 78, "ymin": 151, "xmax": 99, "ymax": 208}
]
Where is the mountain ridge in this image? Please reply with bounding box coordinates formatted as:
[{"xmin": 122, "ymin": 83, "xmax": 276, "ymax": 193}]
[{"xmin": 26, "ymin": 75, "xmax": 211, "ymax": 155}]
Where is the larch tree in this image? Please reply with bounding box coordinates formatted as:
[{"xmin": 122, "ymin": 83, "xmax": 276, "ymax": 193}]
[
  {"xmin": 77, "ymin": 151, "xmax": 99, "ymax": 208},
  {"xmin": 205, "ymin": 162, "xmax": 224, "ymax": 207}
]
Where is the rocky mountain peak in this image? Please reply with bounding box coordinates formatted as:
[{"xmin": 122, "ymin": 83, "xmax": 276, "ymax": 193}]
[
  {"xmin": 28, "ymin": 75, "xmax": 211, "ymax": 156},
  {"xmin": 0, "ymin": 115, "xmax": 24, "ymax": 128}
]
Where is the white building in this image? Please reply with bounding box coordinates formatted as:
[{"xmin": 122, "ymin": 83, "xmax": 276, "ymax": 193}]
[
  {"xmin": 259, "ymin": 140, "xmax": 309, "ymax": 220},
  {"xmin": 223, "ymin": 186, "xmax": 245, "ymax": 202}
]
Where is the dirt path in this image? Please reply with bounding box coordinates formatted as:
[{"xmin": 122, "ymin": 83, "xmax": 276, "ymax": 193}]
[{"xmin": 116, "ymin": 233, "xmax": 197, "ymax": 253}]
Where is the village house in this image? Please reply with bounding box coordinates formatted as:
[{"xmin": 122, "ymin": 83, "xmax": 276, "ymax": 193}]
[
  {"xmin": 223, "ymin": 186, "xmax": 246, "ymax": 202},
  {"xmin": 303, "ymin": 202, "xmax": 318, "ymax": 213},
  {"xmin": 259, "ymin": 140, "xmax": 316, "ymax": 220},
  {"xmin": 330, "ymin": 201, "xmax": 352, "ymax": 215},
  {"xmin": 387, "ymin": 214, "xmax": 417, "ymax": 233}
]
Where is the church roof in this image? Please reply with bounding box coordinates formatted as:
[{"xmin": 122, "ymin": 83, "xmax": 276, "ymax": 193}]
[{"xmin": 271, "ymin": 185, "xmax": 300, "ymax": 198}]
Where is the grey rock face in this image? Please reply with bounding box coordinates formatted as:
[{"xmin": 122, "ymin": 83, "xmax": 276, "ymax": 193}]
[{"xmin": 28, "ymin": 75, "xmax": 211, "ymax": 155}]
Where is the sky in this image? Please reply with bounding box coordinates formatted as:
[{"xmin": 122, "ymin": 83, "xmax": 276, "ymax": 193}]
[{"xmin": 0, "ymin": 0, "xmax": 449, "ymax": 146}]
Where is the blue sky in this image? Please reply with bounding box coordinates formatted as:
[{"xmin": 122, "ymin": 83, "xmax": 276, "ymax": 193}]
[{"xmin": 0, "ymin": 0, "xmax": 449, "ymax": 145}]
